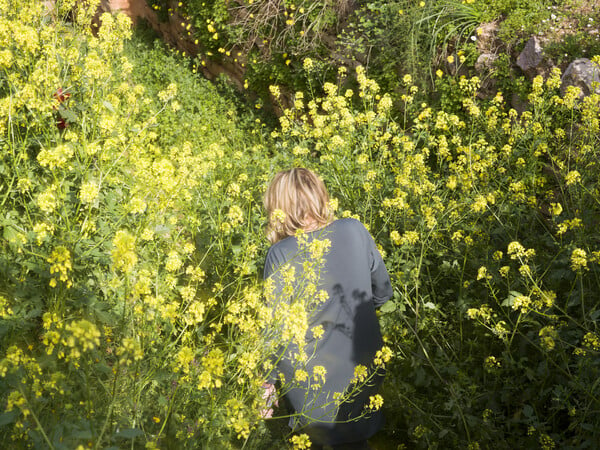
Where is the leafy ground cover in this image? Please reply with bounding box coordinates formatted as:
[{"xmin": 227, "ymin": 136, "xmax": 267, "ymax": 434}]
[
  {"xmin": 145, "ymin": 0, "xmax": 600, "ymax": 115},
  {"xmin": 1, "ymin": 0, "xmax": 600, "ymax": 449}
]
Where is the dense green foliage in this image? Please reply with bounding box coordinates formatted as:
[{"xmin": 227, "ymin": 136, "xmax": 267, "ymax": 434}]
[
  {"xmin": 1, "ymin": 0, "xmax": 600, "ymax": 449},
  {"xmin": 271, "ymin": 65, "xmax": 600, "ymax": 448},
  {"xmin": 148, "ymin": 0, "xmax": 600, "ymax": 112},
  {"xmin": 0, "ymin": 2, "xmax": 279, "ymax": 447}
]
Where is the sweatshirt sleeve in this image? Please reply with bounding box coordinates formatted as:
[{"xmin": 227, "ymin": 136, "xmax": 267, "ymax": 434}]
[
  {"xmin": 263, "ymin": 246, "xmax": 279, "ymax": 280},
  {"xmin": 366, "ymin": 229, "xmax": 393, "ymax": 308}
]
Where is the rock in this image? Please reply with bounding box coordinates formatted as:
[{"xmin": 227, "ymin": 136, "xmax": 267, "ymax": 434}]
[
  {"xmin": 474, "ymin": 53, "xmax": 498, "ymax": 98},
  {"xmin": 475, "ymin": 53, "xmax": 497, "ymax": 72},
  {"xmin": 511, "ymin": 93, "xmax": 529, "ymax": 115},
  {"xmin": 517, "ymin": 36, "xmax": 544, "ymax": 76},
  {"xmin": 560, "ymin": 58, "xmax": 600, "ymax": 97},
  {"xmin": 476, "ymin": 22, "xmax": 500, "ymax": 55}
]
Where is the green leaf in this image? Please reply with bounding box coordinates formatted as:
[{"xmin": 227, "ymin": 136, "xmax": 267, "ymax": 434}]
[
  {"xmin": 103, "ymin": 100, "xmax": 115, "ymax": 113},
  {"xmin": 501, "ymin": 290, "xmax": 523, "ymax": 307},
  {"xmin": 59, "ymin": 109, "xmax": 78, "ymax": 123},
  {"xmin": 94, "ymin": 361, "xmax": 112, "ymax": 376},
  {"xmin": 72, "ymin": 430, "xmax": 93, "ymax": 439},
  {"xmin": 2, "ymin": 224, "xmax": 18, "ymax": 242},
  {"xmin": 114, "ymin": 428, "xmax": 144, "ymax": 439},
  {"xmin": 0, "ymin": 410, "xmax": 19, "ymax": 427},
  {"xmin": 380, "ymin": 300, "xmax": 397, "ymax": 313}
]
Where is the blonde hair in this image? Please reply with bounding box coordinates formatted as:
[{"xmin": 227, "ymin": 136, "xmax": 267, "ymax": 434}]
[{"xmin": 264, "ymin": 168, "xmax": 332, "ymax": 243}]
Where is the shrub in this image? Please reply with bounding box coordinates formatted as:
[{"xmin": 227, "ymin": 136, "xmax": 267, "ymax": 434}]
[
  {"xmin": 269, "ymin": 63, "xmax": 600, "ymax": 447},
  {"xmin": 1, "ymin": 1, "xmax": 291, "ymax": 447},
  {"xmin": 2, "ymin": 0, "xmax": 600, "ymax": 448}
]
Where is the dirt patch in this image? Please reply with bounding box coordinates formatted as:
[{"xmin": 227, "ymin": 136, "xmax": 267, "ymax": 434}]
[
  {"xmin": 540, "ymin": 0, "xmax": 600, "ymax": 43},
  {"xmin": 107, "ymin": 0, "xmax": 152, "ymax": 24}
]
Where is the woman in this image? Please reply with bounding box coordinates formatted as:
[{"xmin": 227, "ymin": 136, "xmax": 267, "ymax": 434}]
[{"xmin": 262, "ymin": 168, "xmax": 393, "ymax": 449}]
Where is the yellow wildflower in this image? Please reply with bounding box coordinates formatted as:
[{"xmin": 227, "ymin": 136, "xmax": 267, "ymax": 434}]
[
  {"xmin": 290, "ymin": 434, "xmax": 311, "ymax": 449},
  {"xmin": 571, "ymin": 248, "xmax": 588, "ymax": 272},
  {"xmin": 48, "ymin": 246, "xmax": 73, "ymax": 288},
  {"xmin": 565, "ymin": 170, "xmax": 581, "ymax": 186},
  {"xmin": 111, "ymin": 230, "xmax": 137, "ymax": 273},
  {"xmin": 366, "ymin": 394, "xmax": 384, "ymax": 411}
]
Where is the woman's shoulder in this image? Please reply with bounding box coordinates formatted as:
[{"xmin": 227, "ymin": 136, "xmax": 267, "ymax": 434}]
[
  {"xmin": 264, "ymin": 238, "xmax": 294, "ymax": 278},
  {"xmin": 330, "ymin": 218, "xmax": 376, "ymax": 250},
  {"xmin": 266, "ymin": 235, "xmax": 298, "ymax": 263},
  {"xmin": 331, "ymin": 217, "xmax": 368, "ymax": 234}
]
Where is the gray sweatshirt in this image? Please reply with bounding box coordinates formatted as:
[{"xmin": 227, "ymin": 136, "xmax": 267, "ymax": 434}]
[{"xmin": 263, "ymin": 218, "xmax": 393, "ymax": 445}]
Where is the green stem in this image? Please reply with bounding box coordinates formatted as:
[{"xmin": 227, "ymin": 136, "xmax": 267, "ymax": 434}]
[
  {"xmin": 19, "ymin": 387, "xmax": 55, "ymax": 450},
  {"xmin": 400, "ymin": 315, "xmax": 471, "ymax": 441},
  {"xmin": 156, "ymin": 383, "xmax": 178, "ymax": 440},
  {"xmin": 580, "ymin": 275, "xmax": 585, "ymax": 325},
  {"xmin": 95, "ymin": 362, "xmax": 120, "ymax": 449},
  {"xmin": 507, "ymin": 311, "xmax": 522, "ymax": 349}
]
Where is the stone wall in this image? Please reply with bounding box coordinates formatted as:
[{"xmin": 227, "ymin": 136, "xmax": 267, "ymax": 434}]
[{"xmin": 99, "ymin": 0, "xmax": 245, "ymax": 88}]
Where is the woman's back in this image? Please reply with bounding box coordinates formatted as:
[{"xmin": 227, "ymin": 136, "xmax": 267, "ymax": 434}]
[{"xmin": 264, "ymin": 218, "xmax": 392, "ymax": 445}]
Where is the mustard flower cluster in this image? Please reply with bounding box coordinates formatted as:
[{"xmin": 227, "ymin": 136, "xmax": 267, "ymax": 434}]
[
  {"xmin": 96, "ymin": 12, "xmax": 132, "ymax": 54},
  {"xmin": 37, "ymin": 144, "xmax": 74, "ymax": 170},
  {"xmin": 225, "ymin": 398, "xmax": 251, "ymax": 439},
  {"xmin": 539, "ymin": 326, "xmax": 558, "ymax": 351},
  {"xmin": 0, "ymin": 345, "xmax": 39, "ymax": 379},
  {"xmin": 290, "ymin": 433, "xmax": 312, "ymax": 449},
  {"xmin": 116, "ymin": 337, "xmax": 144, "ymax": 365},
  {"xmin": 477, "ymin": 266, "xmax": 491, "ymax": 281},
  {"xmin": 198, "ymin": 348, "xmax": 225, "ymax": 389},
  {"xmin": 47, "ymin": 246, "xmax": 73, "ymax": 288},
  {"xmin": 373, "ymin": 346, "xmax": 393, "ymax": 367},
  {"xmin": 484, "ymin": 356, "xmax": 501, "ymax": 372},
  {"xmin": 62, "ymin": 319, "xmax": 101, "ymax": 366},
  {"xmin": 512, "ymin": 295, "xmax": 532, "ymax": 314},
  {"xmin": 6, "ymin": 391, "xmax": 29, "ymax": 420},
  {"xmin": 366, "ymin": 394, "xmax": 384, "ymax": 411},
  {"xmin": 467, "ymin": 304, "xmax": 494, "ymax": 322},
  {"xmin": 0, "ymin": 295, "xmax": 13, "ymax": 318},
  {"xmin": 352, "ymin": 364, "xmax": 368, "ymax": 384},
  {"xmin": 507, "ymin": 241, "xmax": 535, "ymax": 260},
  {"xmin": 582, "ymin": 332, "xmax": 600, "ymax": 351},
  {"xmin": 570, "ymin": 248, "xmax": 588, "ymax": 272},
  {"xmin": 539, "ymin": 433, "xmax": 556, "ymax": 450},
  {"xmin": 79, "ymin": 181, "xmax": 100, "ymax": 205},
  {"xmin": 111, "ymin": 230, "xmax": 137, "ymax": 273},
  {"xmin": 36, "ymin": 185, "xmax": 59, "ymax": 214}
]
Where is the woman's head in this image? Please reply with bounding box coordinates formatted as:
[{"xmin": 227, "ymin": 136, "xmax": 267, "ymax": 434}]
[{"xmin": 264, "ymin": 168, "xmax": 332, "ymax": 243}]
